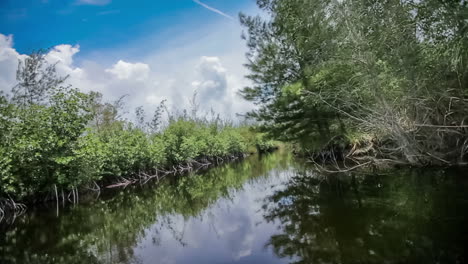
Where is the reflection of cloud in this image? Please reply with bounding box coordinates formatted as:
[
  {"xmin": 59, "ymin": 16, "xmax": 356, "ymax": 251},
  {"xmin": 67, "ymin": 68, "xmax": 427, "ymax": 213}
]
[
  {"xmin": 234, "ymin": 234, "xmax": 255, "ymax": 260},
  {"xmin": 129, "ymin": 156, "xmax": 291, "ymax": 263},
  {"xmin": 217, "ymin": 209, "xmax": 255, "ymax": 260}
]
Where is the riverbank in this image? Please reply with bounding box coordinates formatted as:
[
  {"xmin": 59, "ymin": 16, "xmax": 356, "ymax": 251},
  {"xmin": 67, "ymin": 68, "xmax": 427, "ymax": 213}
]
[
  {"xmin": 0, "ymin": 149, "xmax": 249, "ymax": 224},
  {"xmin": 0, "ymin": 109, "xmax": 275, "ymax": 222},
  {"xmin": 0, "ymin": 122, "xmax": 277, "ymax": 222},
  {"xmin": 302, "ymin": 130, "xmax": 468, "ymax": 173},
  {"xmin": 2, "ymin": 150, "xmax": 467, "ymax": 264}
]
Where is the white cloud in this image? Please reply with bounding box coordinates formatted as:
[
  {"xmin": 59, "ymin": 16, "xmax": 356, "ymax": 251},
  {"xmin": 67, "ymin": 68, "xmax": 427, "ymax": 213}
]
[
  {"xmin": 0, "ymin": 14, "xmax": 254, "ymax": 120},
  {"xmin": 0, "ymin": 34, "xmax": 27, "ymax": 94},
  {"xmin": 194, "ymin": 56, "xmax": 228, "ymax": 100},
  {"xmin": 46, "ymin": 44, "xmax": 80, "ymax": 66},
  {"xmin": 45, "ymin": 44, "xmax": 85, "ymax": 79},
  {"xmin": 0, "ymin": 34, "xmax": 13, "ymax": 49},
  {"xmin": 105, "ymin": 60, "xmax": 150, "ymax": 82}
]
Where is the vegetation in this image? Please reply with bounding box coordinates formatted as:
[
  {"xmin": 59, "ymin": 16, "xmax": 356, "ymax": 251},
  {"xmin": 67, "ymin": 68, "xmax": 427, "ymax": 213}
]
[
  {"xmin": 2, "ymin": 150, "xmax": 466, "ymax": 264},
  {"xmin": 0, "ymin": 151, "xmax": 292, "ymax": 264},
  {"xmin": 4, "ymin": 2, "xmax": 468, "ymax": 263},
  {"xmin": 240, "ymin": 0, "xmax": 468, "ymax": 166},
  {"xmin": 0, "ymin": 51, "xmax": 271, "ymax": 217}
]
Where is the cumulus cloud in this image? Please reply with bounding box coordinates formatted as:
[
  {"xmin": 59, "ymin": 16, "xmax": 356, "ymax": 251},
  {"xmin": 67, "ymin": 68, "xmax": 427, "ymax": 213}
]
[
  {"xmin": 46, "ymin": 44, "xmax": 80, "ymax": 66},
  {"xmin": 106, "ymin": 60, "xmax": 150, "ymax": 82},
  {"xmin": 45, "ymin": 44, "xmax": 84, "ymax": 78},
  {"xmin": 192, "ymin": 56, "xmax": 228, "ymax": 104},
  {"xmin": 0, "ymin": 32, "xmax": 253, "ymax": 120},
  {"xmin": 0, "ymin": 34, "xmax": 27, "ymax": 93}
]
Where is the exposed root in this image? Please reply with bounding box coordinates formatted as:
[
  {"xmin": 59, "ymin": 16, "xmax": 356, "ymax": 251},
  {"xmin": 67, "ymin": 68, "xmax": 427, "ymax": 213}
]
[
  {"xmin": 105, "ymin": 153, "xmax": 246, "ymax": 189},
  {"xmin": 306, "ymin": 92, "xmax": 468, "ymax": 171},
  {"xmin": 310, "ymin": 160, "xmax": 372, "ymax": 173},
  {"xmin": 0, "ymin": 152, "xmax": 248, "ymax": 223},
  {"xmin": 0, "ymin": 197, "xmax": 27, "ymax": 224}
]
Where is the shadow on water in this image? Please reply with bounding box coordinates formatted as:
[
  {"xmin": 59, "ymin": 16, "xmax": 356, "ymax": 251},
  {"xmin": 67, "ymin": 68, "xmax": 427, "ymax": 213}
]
[
  {"xmin": 263, "ymin": 168, "xmax": 468, "ymax": 264},
  {"xmin": 1, "ymin": 150, "xmax": 468, "ymax": 264}
]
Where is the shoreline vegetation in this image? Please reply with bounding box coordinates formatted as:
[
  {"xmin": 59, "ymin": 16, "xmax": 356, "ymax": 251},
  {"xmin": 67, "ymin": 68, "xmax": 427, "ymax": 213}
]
[
  {"xmin": 3, "ymin": 0, "xmax": 468, "ymax": 222},
  {"xmin": 240, "ymin": 0, "xmax": 468, "ymax": 170},
  {"xmin": 0, "ymin": 52, "xmax": 276, "ymax": 221}
]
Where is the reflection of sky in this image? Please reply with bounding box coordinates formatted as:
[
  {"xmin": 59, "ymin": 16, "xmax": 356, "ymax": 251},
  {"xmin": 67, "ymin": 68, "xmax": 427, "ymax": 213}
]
[{"xmin": 132, "ymin": 170, "xmax": 293, "ymax": 264}]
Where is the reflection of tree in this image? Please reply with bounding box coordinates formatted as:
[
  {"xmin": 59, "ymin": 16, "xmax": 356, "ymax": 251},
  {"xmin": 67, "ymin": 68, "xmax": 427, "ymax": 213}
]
[
  {"xmin": 263, "ymin": 169, "xmax": 468, "ymax": 264},
  {"xmin": 0, "ymin": 151, "xmax": 293, "ymax": 264}
]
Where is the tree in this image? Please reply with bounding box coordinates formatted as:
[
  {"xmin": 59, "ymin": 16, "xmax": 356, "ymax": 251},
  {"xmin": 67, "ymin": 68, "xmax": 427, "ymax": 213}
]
[
  {"xmin": 148, "ymin": 99, "xmax": 167, "ymax": 134},
  {"xmin": 12, "ymin": 50, "xmax": 67, "ymax": 106},
  {"xmin": 239, "ymin": 0, "xmax": 348, "ymax": 146},
  {"xmin": 240, "ymin": 0, "xmax": 468, "ymax": 164}
]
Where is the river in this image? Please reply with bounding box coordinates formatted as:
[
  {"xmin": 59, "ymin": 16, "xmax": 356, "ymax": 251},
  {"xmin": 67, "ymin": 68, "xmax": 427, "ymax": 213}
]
[{"xmin": 1, "ymin": 149, "xmax": 467, "ymax": 264}]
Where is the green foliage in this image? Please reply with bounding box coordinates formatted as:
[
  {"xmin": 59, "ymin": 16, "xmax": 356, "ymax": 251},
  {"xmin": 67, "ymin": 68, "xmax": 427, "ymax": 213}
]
[
  {"xmin": 0, "ymin": 104, "xmax": 258, "ymax": 200},
  {"xmin": 0, "ymin": 53, "xmax": 264, "ymax": 202},
  {"xmin": 241, "ymin": 0, "xmax": 468, "ymax": 159},
  {"xmin": 255, "ymin": 133, "xmax": 277, "ymax": 153},
  {"xmin": 161, "ymin": 117, "xmax": 250, "ymax": 163},
  {"xmin": 0, "ymin": 151, "xmax": 293, "ymax": 264},
  {"xmin": 162, "ymin": 119, "xmax": 207, "ymax": 163},
  {"xmin": 97, "ymin": 126, "xmax": 152, "ymax": 177},
  {"xmin": 0, "ymin": 86, "xmax": 93, "ymax": 196}
]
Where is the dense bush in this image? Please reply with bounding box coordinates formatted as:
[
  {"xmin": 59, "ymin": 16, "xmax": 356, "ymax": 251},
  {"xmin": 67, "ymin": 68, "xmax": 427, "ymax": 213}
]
[
  {"xmin": 254, "ymin": 134, "xmax": 277, "ymax": 153},
  {"xmin": 0, "ymin": 87, "xmax": 93, "ymax": 197},
  {"xmin": 0, "ymin": 106, "xmax": 256, "ymax": 201},
  {"xmin": 240, "ymin": 0, "xmax": 468, "ymax": 165}
]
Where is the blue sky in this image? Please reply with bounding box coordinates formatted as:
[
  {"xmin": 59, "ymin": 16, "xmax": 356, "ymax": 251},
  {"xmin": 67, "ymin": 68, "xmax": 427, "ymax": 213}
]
[
  {"xmin": 1, "ymin": 0, "xmax": 252, "ymax": 58},
  {"xmin": 0, "ymin": 0, "xmax": 258, "ymax": 118}
]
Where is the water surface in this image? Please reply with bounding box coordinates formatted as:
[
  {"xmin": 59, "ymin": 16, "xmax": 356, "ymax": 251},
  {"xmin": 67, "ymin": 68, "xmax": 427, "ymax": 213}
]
[{"xmin": 1, "ymin": 150, "xmax": 467, "ymax": 264}]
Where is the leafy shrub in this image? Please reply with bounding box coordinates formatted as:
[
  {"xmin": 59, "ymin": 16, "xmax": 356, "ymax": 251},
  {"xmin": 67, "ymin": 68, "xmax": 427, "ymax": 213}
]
[
  {"xmin": 0, "ymin": 52, "xmax": 268, "ymax": 202},
  {"xmin": 255, "ymin": 134, "xmax": 277, "ymax": 153}
]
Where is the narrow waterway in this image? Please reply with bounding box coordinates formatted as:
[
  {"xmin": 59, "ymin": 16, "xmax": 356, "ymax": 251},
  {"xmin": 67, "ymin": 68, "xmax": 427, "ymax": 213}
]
[{"xmin": 1, "ymin": 150, "xmax": 467, "ymax": 264}]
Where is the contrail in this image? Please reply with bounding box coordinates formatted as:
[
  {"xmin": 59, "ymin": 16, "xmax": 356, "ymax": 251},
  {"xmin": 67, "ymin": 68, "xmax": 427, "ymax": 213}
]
[{"xmin": 193, "ymin": 0, "xmax": 234, "ymax": 20}]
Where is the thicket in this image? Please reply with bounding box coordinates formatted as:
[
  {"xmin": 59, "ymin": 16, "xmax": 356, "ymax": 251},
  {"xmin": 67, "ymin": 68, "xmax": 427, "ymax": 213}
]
[
  {"xmin": 0, "ymin": 52, "xmax": 272, "ymax": 217},
  {"xmin": 240, "ymin": 0, "xmax": 468, "ymax": 167}
]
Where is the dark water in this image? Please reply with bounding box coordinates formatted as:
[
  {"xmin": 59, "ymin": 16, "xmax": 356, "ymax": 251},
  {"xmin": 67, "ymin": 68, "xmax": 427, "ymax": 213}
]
[{"xmin": 1, "ymin": 150, "xmax": 468, "ymax": 264}]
